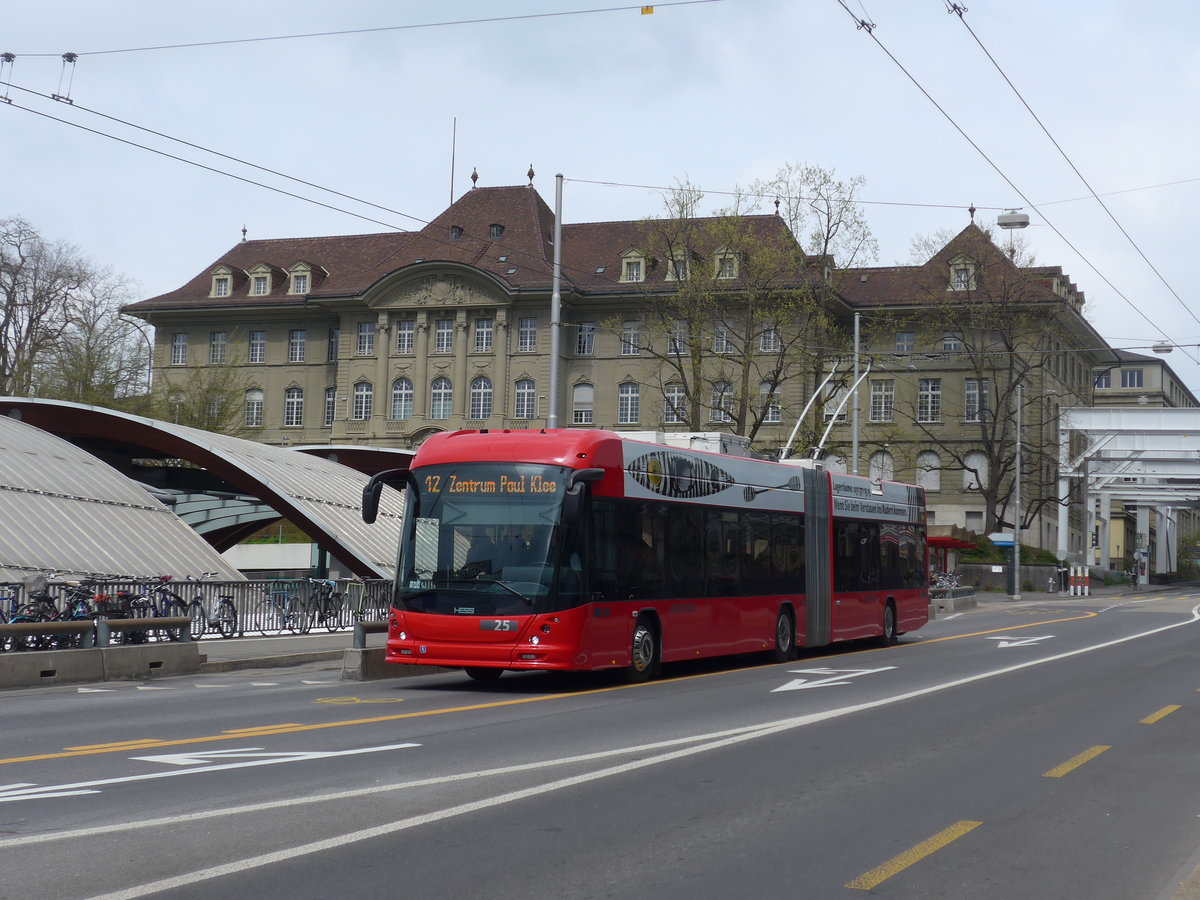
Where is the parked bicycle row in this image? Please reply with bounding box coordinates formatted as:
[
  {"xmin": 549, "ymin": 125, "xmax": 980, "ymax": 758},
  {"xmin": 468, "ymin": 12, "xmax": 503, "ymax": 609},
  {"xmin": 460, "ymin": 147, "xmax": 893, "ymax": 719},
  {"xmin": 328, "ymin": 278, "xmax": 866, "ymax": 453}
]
[{"xmin": 0, "ymin": 574, "xmax": 391, "ymax": 652}]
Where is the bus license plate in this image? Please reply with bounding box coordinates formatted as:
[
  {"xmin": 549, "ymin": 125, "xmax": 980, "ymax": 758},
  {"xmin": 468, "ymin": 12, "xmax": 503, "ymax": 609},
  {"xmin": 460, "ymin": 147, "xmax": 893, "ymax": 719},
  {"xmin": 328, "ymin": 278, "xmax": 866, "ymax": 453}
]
[{"xmin": 480, "ymin": 619, "xmax": 518, "ymax": 632}]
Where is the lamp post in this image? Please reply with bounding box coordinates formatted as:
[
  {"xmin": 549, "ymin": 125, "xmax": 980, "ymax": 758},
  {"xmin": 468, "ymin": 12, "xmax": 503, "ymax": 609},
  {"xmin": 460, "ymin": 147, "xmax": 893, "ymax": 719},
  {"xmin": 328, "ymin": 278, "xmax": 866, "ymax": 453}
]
[{"xmin": 124, "ymin": 317, "xmax": 154, "ymax": 393}]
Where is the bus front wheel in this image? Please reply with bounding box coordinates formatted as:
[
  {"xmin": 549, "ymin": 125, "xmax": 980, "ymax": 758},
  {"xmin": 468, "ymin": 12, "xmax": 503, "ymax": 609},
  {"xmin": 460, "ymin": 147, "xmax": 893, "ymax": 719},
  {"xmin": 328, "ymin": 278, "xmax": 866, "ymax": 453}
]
[
  {"xmin": 626, "ymin": 619, "xmax": 658, "ymax": 683},
  {"xmin": 465, "ymin": 667, "xmax": 503, "ymax": 681}
]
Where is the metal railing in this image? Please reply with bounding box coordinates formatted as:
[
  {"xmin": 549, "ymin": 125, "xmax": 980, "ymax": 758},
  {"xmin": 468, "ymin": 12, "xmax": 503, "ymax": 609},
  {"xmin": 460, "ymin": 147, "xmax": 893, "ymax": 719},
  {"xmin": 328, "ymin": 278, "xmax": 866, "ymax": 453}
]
[{"xmin": 0, "ymin": 577, "xmax": 392, "ymax": 651}]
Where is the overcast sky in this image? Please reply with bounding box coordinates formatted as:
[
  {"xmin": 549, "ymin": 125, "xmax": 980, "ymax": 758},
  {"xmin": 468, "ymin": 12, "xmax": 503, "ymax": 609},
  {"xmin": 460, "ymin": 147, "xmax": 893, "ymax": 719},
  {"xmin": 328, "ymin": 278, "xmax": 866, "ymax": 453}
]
[{"xmin": 4, "ymin": 1, "xmax": 1198, "ymax": 389}]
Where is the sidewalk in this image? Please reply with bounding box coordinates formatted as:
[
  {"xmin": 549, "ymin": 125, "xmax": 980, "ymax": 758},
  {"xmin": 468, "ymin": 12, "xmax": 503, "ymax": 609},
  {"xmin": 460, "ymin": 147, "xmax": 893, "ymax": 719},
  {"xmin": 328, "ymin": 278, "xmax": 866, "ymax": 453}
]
[
  {"xmin": 971, "ymin": 578, "xmax": 1192, "ymax": 607},
  {"xmin": 197, "ymin": 628, "xmax": 384, "ymax": 674}
]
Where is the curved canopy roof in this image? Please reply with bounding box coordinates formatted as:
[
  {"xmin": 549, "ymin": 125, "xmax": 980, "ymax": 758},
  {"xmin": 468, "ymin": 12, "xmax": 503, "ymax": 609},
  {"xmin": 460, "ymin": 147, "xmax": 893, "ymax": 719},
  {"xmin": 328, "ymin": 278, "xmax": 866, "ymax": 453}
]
[
  {"xmin": 0, "ymin": 399, "xmax": 408, "ymax": 579},
  {"xmin": 0, "ymin": 413, "xmax": 244, "ymax": 583}
]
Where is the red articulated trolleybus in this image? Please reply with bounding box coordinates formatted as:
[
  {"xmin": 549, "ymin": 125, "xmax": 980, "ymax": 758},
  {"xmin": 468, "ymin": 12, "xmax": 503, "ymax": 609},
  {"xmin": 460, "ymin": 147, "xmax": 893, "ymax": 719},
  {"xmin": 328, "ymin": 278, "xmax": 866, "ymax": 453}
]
[{"xmin": 361, "ymin": 429, "xmax": 928, "ymax": 682}]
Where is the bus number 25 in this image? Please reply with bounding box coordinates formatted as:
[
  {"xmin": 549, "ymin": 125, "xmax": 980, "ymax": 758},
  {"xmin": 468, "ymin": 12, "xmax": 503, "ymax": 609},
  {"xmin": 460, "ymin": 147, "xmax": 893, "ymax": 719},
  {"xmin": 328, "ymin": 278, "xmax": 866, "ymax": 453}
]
[{"xmin": 481, "ymin": 619, "xmax": 517, "ymax": 632}]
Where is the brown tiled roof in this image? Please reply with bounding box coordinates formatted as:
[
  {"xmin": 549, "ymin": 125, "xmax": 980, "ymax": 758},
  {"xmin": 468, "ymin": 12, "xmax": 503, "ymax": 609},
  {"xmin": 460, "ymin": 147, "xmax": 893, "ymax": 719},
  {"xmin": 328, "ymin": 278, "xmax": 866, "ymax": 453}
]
[
  {"xmin": 126, "ymin": 185, "xmax": 820, "ymax": 313},
  {"xmin": 837, "ymin": 223, "xmax": 1067, "ymax": 308}
]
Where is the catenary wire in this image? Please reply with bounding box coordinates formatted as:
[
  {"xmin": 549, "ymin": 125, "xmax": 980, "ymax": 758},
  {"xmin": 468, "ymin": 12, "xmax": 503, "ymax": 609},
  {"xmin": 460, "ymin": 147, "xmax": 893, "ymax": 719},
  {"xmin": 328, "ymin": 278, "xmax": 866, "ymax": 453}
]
[
  {"xmin": 946, "ymin": 3, "xmax": 1198, "ymax": 341},
  {"xmin": 832, "ymin": 0, "xmax": 1200, "ymax": 366}
]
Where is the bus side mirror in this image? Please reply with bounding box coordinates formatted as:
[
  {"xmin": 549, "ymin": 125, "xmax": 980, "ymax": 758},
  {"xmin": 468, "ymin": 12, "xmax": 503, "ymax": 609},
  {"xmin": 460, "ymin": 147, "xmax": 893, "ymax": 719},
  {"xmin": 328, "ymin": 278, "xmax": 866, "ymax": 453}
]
[
  {"xmin": 361, "ymin": 468, "xmax": 415, "ymax": 524},
  {"xmin": 563, "ymin": 468, "xmax": 605, "ymax": 523}
]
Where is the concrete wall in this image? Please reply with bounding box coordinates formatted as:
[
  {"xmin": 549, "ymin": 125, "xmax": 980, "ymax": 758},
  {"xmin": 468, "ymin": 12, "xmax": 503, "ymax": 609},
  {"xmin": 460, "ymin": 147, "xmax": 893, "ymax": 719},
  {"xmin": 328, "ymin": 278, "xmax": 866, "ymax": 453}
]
[{"xmin": 0, "ymin": 644, "xmax": 201, "ymax": 689}]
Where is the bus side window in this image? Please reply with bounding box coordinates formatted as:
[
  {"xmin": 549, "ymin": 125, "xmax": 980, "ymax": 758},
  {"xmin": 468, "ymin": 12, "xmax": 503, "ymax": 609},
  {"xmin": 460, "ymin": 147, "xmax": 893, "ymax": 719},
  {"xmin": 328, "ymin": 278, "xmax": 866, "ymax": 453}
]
[{"xmin": 667, "ymin": 505, "xmax": 703, "ymax": 597}]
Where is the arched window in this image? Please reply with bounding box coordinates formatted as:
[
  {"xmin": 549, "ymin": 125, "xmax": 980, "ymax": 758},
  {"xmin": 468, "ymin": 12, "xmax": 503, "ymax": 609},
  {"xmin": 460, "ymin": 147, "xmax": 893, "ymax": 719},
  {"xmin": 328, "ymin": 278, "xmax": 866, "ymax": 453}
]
[
  {"xmin": 430, "ymin": 377, "xmax": 453, "ymax": 420},
  {"xmin": 514, "ymin": 379, "xmax": 536, "ymax": 419},
  {"xmin": 572, "ymin": 383, "xmax": 594, "ymax": 425},
  {"xmin": 391, "ymin": 378, "xmax": 414, "ymax": 420},
  {"xmin": 963, "ymin": 450, "xmax": 989, "ymax": 490},
  {"xmin": 245, "ymin": 389, "xmax": 264, "ymax": 427},
  {"xmin": 916, "ymin": 450, "xmax": 941, "ymax": 491},
  {"xmin": 868, "ymin": 450, "xmax": 894, "ymax": 483},
  {"xmin": 284, "ymin": 387, "xmax": 303, "ymax": 427},
  {"xmin": 469, "ymin": 376, "xmax": 493, "ymax": 420},
  {"xmin": 352, "ymin": 382, "xmax": 372, "ymax": 420}
]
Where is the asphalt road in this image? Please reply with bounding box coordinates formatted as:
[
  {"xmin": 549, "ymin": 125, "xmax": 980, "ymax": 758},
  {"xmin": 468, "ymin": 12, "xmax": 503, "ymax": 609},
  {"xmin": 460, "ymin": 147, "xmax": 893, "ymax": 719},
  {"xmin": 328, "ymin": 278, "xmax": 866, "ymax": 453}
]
[{"xmin": 4, "ymin": 586, "xmax": 1200, "ymax": 899}]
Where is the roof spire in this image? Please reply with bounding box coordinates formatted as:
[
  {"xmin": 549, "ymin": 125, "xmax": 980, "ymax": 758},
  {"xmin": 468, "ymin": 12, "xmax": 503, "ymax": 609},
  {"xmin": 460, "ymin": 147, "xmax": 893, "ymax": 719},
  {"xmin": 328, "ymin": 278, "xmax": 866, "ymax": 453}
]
[
  {"xmin": 470, "ymin": 167, "xmax": 478, "ymax": 189},
  {"xmin": 241, "ymin": 224, "xmax": 247, "ymax": 242},
  {"xmin": 527, "ymin": 164, "xmax": 535, "ymax": 185},
  {"xmin": 968, "ymin": 203, "xmax": 976, "ymax": 222}
]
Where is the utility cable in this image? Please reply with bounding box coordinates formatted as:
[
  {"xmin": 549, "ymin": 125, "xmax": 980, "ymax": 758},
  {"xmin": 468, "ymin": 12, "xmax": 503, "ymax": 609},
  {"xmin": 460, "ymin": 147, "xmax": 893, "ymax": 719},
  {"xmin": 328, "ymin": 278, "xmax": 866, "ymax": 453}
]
[
  {"xmin": 5, "ymin": 2, "xmax": 723, "ymax": 57},
  {"xmin": 946, "ymin": 3, "xmax": 1199, "ymax": 335},
  {"xmin": 832, "ymin": 0, "xmax": 1200, "ymax": 367}
]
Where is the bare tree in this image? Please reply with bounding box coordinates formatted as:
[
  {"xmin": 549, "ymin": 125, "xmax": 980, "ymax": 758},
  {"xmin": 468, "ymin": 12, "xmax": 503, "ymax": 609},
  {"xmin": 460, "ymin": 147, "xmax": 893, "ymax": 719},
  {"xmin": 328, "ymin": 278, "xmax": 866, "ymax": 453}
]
[
  {"xmin": 0, "ymin": 217, "xmax": 89, "ymax": 395},
  {"xmin": 1, "ymin": 216, "xmax": 150, "ymax": 408}
]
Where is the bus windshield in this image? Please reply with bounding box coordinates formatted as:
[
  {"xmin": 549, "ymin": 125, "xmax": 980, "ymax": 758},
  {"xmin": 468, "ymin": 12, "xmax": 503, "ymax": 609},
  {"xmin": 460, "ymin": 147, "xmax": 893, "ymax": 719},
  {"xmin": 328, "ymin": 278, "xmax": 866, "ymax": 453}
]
[{"xmin": 396, "ymin": 462, "xmax": 578, "ymax": 615}]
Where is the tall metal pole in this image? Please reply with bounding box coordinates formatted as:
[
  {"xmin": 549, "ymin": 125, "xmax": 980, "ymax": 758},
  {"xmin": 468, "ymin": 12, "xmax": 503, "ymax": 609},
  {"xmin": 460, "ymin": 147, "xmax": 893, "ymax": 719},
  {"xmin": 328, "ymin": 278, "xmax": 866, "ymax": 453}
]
[
  {"xmin": 547, "ymin": 173, "xmax": 564, "ymax": 428},
  {"xmin": 1011, "ymin": 382, "xmax": 1022, "ymax": 600},
  {"xmin": 851, "ymin": 312, "xmax": 861, "ymax": 475}
]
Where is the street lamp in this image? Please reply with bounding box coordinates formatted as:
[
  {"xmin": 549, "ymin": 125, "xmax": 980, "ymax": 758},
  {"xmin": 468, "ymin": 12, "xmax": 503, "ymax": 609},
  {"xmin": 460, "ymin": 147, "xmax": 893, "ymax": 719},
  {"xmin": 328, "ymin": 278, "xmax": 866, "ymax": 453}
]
[{"xmin": 123, "ymin": 317, "xmax": 154, "ymax": 393}]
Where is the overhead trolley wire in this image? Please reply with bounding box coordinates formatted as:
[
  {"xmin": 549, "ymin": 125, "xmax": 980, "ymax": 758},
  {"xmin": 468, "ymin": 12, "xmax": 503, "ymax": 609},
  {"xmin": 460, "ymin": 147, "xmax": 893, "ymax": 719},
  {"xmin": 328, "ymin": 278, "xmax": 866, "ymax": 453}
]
[
  {"xmin": 832, "ymin": 0, "xmax": 1200, "ymax": 368},
  {"xmin": 945, "ymin": 3, "xmax": 1200, "ymax": 338}
]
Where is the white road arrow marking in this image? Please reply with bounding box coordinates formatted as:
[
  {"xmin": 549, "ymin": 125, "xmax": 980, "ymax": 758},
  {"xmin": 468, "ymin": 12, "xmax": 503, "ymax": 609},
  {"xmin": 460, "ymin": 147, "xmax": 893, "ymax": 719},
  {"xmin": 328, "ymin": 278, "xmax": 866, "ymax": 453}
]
[
  {"xmin": 130, "ymin": 747, "xmax": 328, "ymax": 766},
  {"xmin": 77, "ymin": 688, "xmax": 114, "ymax": 693},
  {"xmin": 772, "ymin": 666, "xmax": 897, "ymax": 693},
  {"xmin": 0, "ymin": 743, "xmax": 420, "ymax": 804},
  {"xmin": 987, "ymin": 635, "xmax": 1055, "ymax": 648}
]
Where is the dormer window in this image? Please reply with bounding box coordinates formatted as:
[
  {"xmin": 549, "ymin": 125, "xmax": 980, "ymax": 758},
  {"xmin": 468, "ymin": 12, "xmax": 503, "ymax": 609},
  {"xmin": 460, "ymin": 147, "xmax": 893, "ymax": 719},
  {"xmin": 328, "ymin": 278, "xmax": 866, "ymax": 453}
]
[
  {"xmin": 949, "ymin": 257, "xmax": 976, "ymax": 291},
  {"xmin": 291, "ymin": 273, "xmax": 308, "ymax": 295},
  {"xmin": 667, "ymin": 256, "xmax": 689, "ymax": 281},
  {"xmin": 489, "ymin": 224, "xmax": 504, "ymax": 238},
  {"xmin": 247, "ymin": 263, "xmax": 275, "ymax": 297},
  {"xmin": 716, "ymin": 254, "xmax": 737, "ymax": 279},
  {"xmin": 450, "ymin": 225, "xmax": 463, "ymax": 240},
  {"xmin": 209, "ymin": 264, "xmax": 239, "ymax": 298},
  {"xmin": 619, "ymin": 248, "xmax": 647, "ymax": 284}
]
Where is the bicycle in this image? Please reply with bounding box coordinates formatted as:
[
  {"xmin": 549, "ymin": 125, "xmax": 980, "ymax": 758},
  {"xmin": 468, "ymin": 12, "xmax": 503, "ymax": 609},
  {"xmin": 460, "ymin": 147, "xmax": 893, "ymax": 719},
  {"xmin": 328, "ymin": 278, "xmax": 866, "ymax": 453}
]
[
  {"xmin": 308, "ymin": 578, "xmax": 344, "ymax": 632},
  {"xmin": 128, "ymin": 575, "xmax": 203, "ymax": 642},
  {"xmin": 185, "ymin": 573, "xmax": 238, "ymax": 639},
  {"xmin": 8, "ymin": 579, "xmax": 96, "ymax": 650},
  {"xmin": 344, "ymin": 577, "xmax": 387, "ymax": 622},
  {"xmin": 252, "ymin": 583, "xmax": 313, "ymax": 636}
]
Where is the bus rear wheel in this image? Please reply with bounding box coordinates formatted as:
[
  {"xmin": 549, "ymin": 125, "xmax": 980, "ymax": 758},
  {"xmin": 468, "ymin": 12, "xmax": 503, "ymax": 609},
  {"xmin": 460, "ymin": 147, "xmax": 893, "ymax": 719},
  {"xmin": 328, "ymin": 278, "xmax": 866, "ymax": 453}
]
[
  {"xmin": 770, "ymin": 607, "xmax": 795, "ymax": 663},
  {"xmin": 464, "ymin": 667, "xmax": 503, "ymax": 681},
  {"xmin": 878, "ymin": 602, "xmax": 897, "ymax": 647},
  {"xmin": 626, "ymin": 619, "xmax": 658, "ymax": 683}
]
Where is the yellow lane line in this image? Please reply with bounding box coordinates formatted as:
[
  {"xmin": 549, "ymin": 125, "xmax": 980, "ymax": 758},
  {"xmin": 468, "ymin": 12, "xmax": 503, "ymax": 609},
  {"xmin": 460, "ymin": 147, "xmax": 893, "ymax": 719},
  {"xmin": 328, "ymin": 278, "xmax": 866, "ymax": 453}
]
[
  {"xmin": 1043, "ymin": 745, "xmax": 1111, "ymax": 778},
  {"xmin": 1142, "ymin": 705, "xmax": 1182, "ymax": 724},
  {"xmin": 63, "ymin": 738, "xmax": 164, "ymax": 751},
  {"xmin": 845, "ymin": 820, "xmax": 983, "ymax": 890},
  {"xmin": 221, "ymin": 724, "xmax": 306, "ymax": 733}
]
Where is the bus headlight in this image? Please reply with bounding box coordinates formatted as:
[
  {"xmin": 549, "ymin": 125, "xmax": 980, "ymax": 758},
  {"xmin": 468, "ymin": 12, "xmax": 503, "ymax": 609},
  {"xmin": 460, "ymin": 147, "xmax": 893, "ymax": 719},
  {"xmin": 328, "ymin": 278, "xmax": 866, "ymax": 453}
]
[
  {"xmin": 529, "ymin": 635, "xmax": 540, "ymax": 645},
  {"xmin": 398, "ymin": 631, "xmax": 407, "ymax": 641}
]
